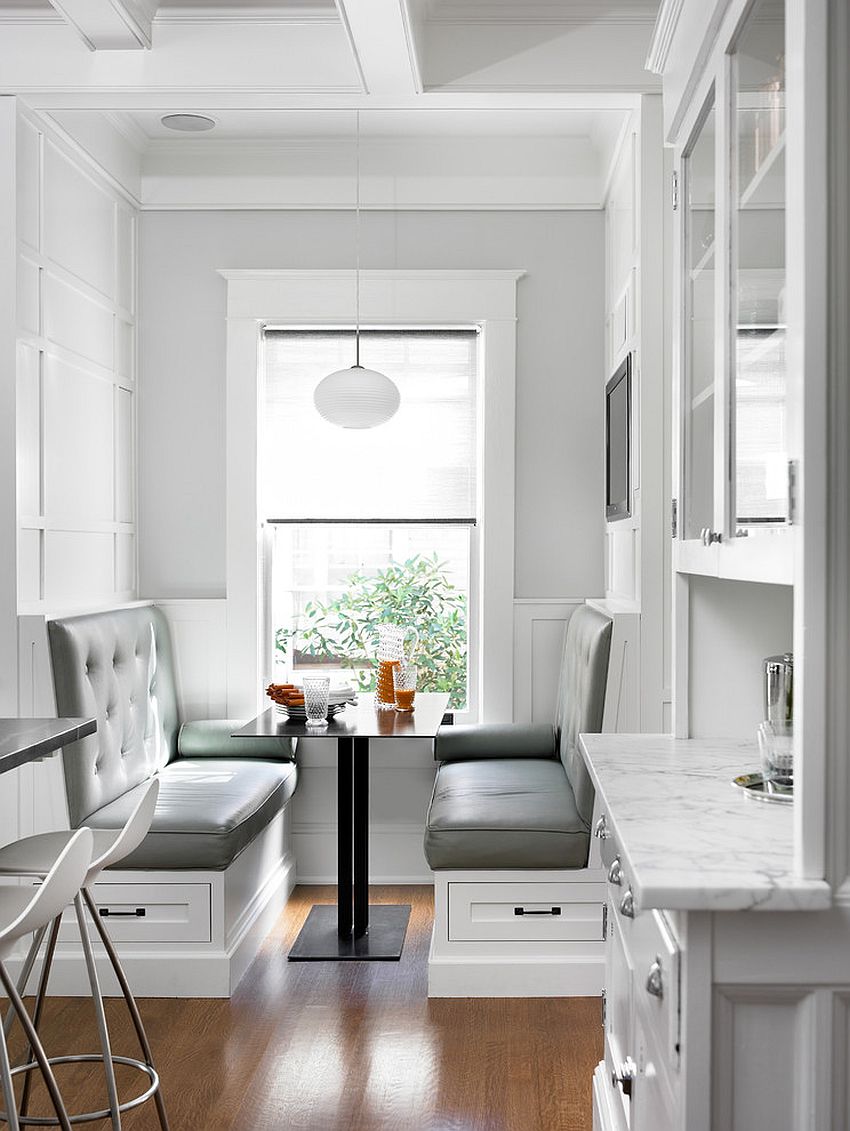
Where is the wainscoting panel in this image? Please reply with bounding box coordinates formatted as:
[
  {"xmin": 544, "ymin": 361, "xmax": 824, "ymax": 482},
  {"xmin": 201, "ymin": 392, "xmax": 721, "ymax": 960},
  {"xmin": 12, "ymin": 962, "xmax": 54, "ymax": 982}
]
[
  {"xmin": 513, "ymin": 600, "xmax": 583, "ymax": 724},
  {"xmin": 157, "ymin": 599, "xmax": 228, "ymax": 722},
  {"xmin": 16, "ymin": 107, "xmax": 138, "ymax": 616}
]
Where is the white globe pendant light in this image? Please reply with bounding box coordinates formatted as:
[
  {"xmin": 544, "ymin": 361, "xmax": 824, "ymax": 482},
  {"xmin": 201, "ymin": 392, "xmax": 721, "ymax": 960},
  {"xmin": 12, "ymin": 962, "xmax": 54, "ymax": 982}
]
[
  {"xmin": 313, "ymin": 111, "xmax": 400, "ymax": 429},
  {"xmin": 314, "ymin": 364, "xmax": 400, "ymax": 429}
]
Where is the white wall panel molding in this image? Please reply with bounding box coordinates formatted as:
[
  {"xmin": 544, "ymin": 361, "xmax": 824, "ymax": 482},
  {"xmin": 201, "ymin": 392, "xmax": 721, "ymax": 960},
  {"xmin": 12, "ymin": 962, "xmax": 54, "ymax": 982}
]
[
  {"xmin": 156, "ymin": 599, "xmax": 228, "ymax": 722},
  {"xmin": 15, "ymin": 105, "xmax": 138, "ymax": 616},
  {"xmin": 513, "ymin": 599, "xmax": 583, "ymax": 724}
]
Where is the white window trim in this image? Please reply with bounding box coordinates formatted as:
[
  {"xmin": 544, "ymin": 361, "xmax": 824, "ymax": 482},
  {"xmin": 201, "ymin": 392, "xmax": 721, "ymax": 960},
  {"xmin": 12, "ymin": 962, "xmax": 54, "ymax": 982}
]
[{"xmin": 220, "ymin": 268, "xmax": 524, "ymax": 723}]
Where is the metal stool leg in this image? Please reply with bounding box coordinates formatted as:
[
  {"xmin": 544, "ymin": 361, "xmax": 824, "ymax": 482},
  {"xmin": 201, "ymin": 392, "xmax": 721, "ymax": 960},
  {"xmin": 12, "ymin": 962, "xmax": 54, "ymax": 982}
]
[
  {"xmin": 0, "ymin": 965, "xmax": 72, "ymax": 1131},
  {"xmin": 82, "ymin": 889, "xmax": 170, "ymax": 1131},
  {"xmin": 18, "ymin": 915, "xmax": 61, "ymax": 1119},
  {"xmin": 3, "ymin": 925, "xmax": 48, "ymax": 1041},
  {"xmin": 73, "ymin": 895, "xmax": 121, "ymax": 1131},
  {"xmin": 0, "ymin": 1013, "xmax": 21, "ymax": 1131}
]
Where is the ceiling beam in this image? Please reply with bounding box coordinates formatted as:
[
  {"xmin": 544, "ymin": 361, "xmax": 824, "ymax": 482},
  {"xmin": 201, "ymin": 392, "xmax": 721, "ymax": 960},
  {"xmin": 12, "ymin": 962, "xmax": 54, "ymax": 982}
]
[
  {"xmin": 47, "ymin": 0, "xmax": 156, "ymax": 50},
  {"xmin": 335, "ymin": 0, "xmax": 423, "ymax": 95}
]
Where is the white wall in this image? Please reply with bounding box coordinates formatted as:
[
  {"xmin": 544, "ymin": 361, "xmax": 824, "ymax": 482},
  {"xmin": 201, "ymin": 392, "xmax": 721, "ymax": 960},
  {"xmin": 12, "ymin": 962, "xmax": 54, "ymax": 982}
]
[
  {"xmin": 137, "ymin": 206, "xmax": 605, "ymax": 880},
  {"xmin": 137, "ymin": 208, "xmax": 605, "ymax": 601}
]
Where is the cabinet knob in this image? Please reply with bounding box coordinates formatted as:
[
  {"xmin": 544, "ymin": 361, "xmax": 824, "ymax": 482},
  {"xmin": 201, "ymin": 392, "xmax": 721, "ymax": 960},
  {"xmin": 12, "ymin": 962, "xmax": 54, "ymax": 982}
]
[
  {"xmin": 594, "ymin": 815, "xmax": 611, "ymax": 840},
  {"xmin": 701, "ymin": 527, "xmax": 722, "ymax": 545},
  {"xmin": 619, "ymin": 887, "xmax": 635, "ymax": 918},
  {"xmin": 611, "ymin": 1057, "xmax": 637, "ymax": 1099},
  {"xmin": 607, "ymin": 856, "xmax": 623, "ymax": 886},
  {"xmin": 646, "ymin": 956, "xmax": 664, "ymax": 999}
]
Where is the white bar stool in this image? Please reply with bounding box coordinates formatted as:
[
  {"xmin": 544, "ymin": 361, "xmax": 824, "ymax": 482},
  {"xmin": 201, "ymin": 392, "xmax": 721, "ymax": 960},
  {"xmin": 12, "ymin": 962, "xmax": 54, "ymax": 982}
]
[
  {"xmin": 0, "ymin": 827, "xmax": 93, "ymax": 1131},
  {"xmin": 0, "ymin": 779, "xmax": 169, "ymax": 1131}
]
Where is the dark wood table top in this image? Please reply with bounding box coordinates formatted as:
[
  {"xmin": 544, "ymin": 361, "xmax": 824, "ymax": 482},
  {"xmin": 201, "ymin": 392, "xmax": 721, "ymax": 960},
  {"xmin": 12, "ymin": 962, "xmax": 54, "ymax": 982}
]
[
  {"xmin": 0, "ymin": 717, "xmax": 97, "ymax": 775},
  {"xmin": 233, "ymin": 692, "xmax": 451, "ymax": 741}
]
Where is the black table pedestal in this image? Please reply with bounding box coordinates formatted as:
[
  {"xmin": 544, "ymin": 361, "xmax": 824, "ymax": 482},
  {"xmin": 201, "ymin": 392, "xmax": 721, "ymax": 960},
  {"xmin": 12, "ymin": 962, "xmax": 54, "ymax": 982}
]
[{"xmin": 288, "ymin": 734, "xmax": 411, "ymax": 961}]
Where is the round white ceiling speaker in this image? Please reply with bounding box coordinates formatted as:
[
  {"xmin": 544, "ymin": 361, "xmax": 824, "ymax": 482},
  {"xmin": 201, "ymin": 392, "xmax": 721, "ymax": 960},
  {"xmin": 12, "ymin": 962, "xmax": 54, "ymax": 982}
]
[
  {"xmin": 313, "ymin": 365, "xmax": 401, "ymax": 429},
  {"xmin": 161, "ymin": 114, "xmax": 217, "ymax": 132}
]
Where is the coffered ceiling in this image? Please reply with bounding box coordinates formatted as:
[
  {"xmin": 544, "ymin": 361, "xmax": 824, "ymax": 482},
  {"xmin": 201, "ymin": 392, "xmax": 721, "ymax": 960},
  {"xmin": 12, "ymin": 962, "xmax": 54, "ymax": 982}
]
[
  {"xmin": 0, "ymin": 0, "xmax": 662, "ymax": 210},
  {"xmin": 0, "ymin": 0, "xmax": 661, "ymax": 101}
]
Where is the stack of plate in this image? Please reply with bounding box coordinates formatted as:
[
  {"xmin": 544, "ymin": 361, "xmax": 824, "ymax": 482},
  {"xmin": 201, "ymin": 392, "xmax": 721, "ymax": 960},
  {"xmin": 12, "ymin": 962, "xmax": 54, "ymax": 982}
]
[{"xmin": 275, "ymin": 685, "xmax": 357, "ymax": 720}]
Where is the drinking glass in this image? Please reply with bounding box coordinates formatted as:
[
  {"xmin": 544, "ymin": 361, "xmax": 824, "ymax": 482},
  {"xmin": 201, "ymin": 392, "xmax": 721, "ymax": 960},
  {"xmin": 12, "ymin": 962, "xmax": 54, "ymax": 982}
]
[
  {"xmin": 757, "ymin": 720, "xmax": 793, "ymax": 788},
  {"xmin": 393, "ymin": 662, "xmax": 418, "ymax": 712},
  {"xmin": 303, "ymin": 677, "xmax": 330, "ymax": 727}
]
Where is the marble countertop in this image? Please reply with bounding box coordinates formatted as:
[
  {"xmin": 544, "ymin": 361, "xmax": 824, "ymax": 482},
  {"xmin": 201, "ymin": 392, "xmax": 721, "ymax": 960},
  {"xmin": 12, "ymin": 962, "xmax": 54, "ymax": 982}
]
[{"xmin": 579, "ymin": 733, "xmax": 832, "ymax": 913}]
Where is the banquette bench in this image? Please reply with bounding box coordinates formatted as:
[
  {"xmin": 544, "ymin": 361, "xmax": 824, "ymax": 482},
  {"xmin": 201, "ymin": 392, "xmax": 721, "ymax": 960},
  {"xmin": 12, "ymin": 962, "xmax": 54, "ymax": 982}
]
[
  {"xmin": 424, "ymin": 603, "xmax": 613, "ymax": 997},
  {"xmin": 40, "ymin": 604, "xmax": 297, "ymax": 997}
]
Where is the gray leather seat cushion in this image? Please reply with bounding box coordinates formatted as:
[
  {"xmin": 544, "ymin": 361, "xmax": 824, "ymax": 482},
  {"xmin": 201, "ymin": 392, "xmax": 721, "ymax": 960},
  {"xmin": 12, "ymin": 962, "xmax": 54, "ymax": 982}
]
[
  {"xmin": 85, "ymin": 759, "xmax": 298, "ymax": 871},
  {"xmin": 424, "ymin": 758, "xmax": 589, "ymax": 870}
]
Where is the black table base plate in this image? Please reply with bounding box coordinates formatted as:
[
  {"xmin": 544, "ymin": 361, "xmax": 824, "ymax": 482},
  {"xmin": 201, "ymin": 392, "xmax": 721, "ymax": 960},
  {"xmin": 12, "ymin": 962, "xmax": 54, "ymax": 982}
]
[{"xmin": 288, "ymin": 904, "xmax": 411, "ymax": 961}]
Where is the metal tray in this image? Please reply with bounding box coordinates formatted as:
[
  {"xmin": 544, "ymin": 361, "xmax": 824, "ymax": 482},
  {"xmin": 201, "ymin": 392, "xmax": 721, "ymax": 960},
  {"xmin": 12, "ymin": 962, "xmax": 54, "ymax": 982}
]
[{"xmin": 732, "ymin": 772, "xmax": 793, "ymax": 804}]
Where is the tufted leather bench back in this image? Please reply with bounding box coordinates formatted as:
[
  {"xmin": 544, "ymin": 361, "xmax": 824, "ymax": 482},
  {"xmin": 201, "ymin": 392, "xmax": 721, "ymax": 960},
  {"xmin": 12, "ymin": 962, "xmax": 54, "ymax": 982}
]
[
  {"xmin": 48, "ymin": 605, "xmax": 180, "ymax": 826},
  {"xmin": 555, "ymin": 604, "xmax": 613, "ymax": 829}
]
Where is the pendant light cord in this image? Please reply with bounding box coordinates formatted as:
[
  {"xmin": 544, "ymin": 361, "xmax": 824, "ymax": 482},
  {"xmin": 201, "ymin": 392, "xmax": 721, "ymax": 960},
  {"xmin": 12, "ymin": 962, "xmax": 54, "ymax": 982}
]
[{"xmin": 355, "ymin": 108, "xmax": 361, "ymax": 369}]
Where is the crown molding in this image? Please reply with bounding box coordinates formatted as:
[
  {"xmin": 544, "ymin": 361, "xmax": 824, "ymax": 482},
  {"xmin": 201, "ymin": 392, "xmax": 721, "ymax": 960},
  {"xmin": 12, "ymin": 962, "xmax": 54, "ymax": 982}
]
[
  {"xmin": 154, "ymin": 5, "xmax": 340, "ymax": 23},
  {"xmin": 645, "ymin": 0, "xmax": 686, "ymax": 74},
  {"xmin": 0, "ymin": 8, "xmax": 64, "ymax": 23},
  {"xmin": 428, "ymin": 13, "xmax": 657, "ymax": 26},
  {"xmin": 425, "ymin": 0, "xmax": 658, "ymax": 23},
  {"xmin": 102, "ymin": 110, "xmax": 149, "ymax": 152}
]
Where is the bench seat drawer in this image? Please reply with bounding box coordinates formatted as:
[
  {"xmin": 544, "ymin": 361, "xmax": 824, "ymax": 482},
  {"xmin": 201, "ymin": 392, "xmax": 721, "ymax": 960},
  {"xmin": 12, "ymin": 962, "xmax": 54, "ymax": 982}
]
[
  {"xmin": 448, "ymin": 880, "xmax": 606, "ymax": 943},
  {"xmin": 60, "ymin": 882, "xmax": 212, "ymax": 944}
]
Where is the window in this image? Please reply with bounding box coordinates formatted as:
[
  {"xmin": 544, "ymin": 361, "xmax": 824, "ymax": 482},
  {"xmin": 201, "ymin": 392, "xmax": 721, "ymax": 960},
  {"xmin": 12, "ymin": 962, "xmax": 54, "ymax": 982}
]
[
  {"xmin": 263, "ymin": 328, "xmax": 478, "ymax": 713},
  {"xmin": 221, "ymin": 268, "xmax": 518, "ymax": 723}
]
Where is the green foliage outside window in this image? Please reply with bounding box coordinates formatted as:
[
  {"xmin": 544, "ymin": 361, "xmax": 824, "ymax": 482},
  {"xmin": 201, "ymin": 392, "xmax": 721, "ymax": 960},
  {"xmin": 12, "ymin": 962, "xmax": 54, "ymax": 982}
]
[{"xmin": 275, "ymin": 553, "xmax": 468, "ymax": 710}]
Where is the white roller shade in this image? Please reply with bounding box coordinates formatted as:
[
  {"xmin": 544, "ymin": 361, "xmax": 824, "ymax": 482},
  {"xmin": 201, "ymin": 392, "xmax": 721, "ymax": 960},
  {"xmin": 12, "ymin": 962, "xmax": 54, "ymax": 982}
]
[{"xmin": 263, "ymin": 328, "xmax": 478, "ymax": 520}]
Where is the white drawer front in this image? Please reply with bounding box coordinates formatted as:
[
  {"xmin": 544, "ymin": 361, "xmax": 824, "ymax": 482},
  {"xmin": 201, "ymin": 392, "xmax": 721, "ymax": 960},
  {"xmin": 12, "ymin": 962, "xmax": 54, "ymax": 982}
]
[
  {"xmin": 60, "ymin": 883, "xmax": 212, "ymax": 944},
  {"xmin": 631, "ymin": 909, "xmax": 680, "ymax": 1075},
  {"xmin": 448, "ymin": 881, "xmax": 606, "ymax": 943}
]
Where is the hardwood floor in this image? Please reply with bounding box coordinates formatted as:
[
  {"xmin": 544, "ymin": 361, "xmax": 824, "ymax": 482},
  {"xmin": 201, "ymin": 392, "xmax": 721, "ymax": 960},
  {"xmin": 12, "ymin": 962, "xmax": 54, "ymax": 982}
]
[{"xmin": 5, "ymin": 886, "xmax": 602, "ymax": 1131}]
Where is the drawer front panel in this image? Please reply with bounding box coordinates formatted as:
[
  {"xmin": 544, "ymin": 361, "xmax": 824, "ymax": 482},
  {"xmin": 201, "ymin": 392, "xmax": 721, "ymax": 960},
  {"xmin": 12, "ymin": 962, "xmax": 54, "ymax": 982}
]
[
  {"xmin": 448, "ymin": 881, "xmax": 606, "ymax": 943},
  {"xmin": 631, "ymin": 909, "xmax": 680, "ymax": 1075},
  {"xmin": 605, "ymin": 900, "xmax": 634, "ymax": 1079},
  {"xmin": 60, "ymin": 883, "xmax": 212, "ymax": 944}
]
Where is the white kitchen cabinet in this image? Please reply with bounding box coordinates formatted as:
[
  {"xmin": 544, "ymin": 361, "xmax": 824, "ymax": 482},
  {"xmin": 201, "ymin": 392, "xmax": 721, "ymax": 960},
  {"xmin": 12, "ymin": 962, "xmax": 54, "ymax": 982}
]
[
  {"xmin": 583, "ymin": 735, "xmax": 838, "ymax": 1131},
  {"xmin": 671, "ymin": 0, "xmax": 794, "ymax": 585}
]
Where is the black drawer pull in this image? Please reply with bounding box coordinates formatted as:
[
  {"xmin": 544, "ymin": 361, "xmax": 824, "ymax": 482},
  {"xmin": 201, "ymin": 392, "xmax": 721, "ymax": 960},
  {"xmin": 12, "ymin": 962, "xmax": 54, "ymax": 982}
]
[
  {"xmin": 99, "ymin": 907, "xmax": 146, "ymax": 918},
  {"xmin": 514, "ymin": 906, "xmax": 561, "ymax": 917}
]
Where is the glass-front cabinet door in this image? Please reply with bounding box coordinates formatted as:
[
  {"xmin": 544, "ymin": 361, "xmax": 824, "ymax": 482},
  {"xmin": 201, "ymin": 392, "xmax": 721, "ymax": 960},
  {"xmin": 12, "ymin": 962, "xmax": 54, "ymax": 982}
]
[
  {"xmin": 683, "ymin": 96, "xmax": 717, "ymax": 544},
  {"xmin": 674, "ymin": 0, "xmax": 791, "ymax": 582},
  {"xmin": 732, "ymin": 0, "xmax": 787, "ymax": 530}
]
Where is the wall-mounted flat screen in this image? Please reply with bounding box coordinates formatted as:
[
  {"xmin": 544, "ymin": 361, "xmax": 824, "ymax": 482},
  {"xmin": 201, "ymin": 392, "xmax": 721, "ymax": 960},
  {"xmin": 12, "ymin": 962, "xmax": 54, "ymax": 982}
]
[{"xmin": 605, "ymin": 355, "xmax": 631, "ymax": 521}]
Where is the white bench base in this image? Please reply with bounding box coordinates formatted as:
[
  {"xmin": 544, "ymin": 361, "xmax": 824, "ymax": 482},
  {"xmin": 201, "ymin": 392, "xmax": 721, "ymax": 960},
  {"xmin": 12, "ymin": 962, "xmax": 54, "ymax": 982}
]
[
  {"xmin": 5, "ymin": 806, "xmax": 296, "ymax": 999},
  {"xmin": 428, "ymin": 865, "xmax": 606, "ymax": 998}
]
